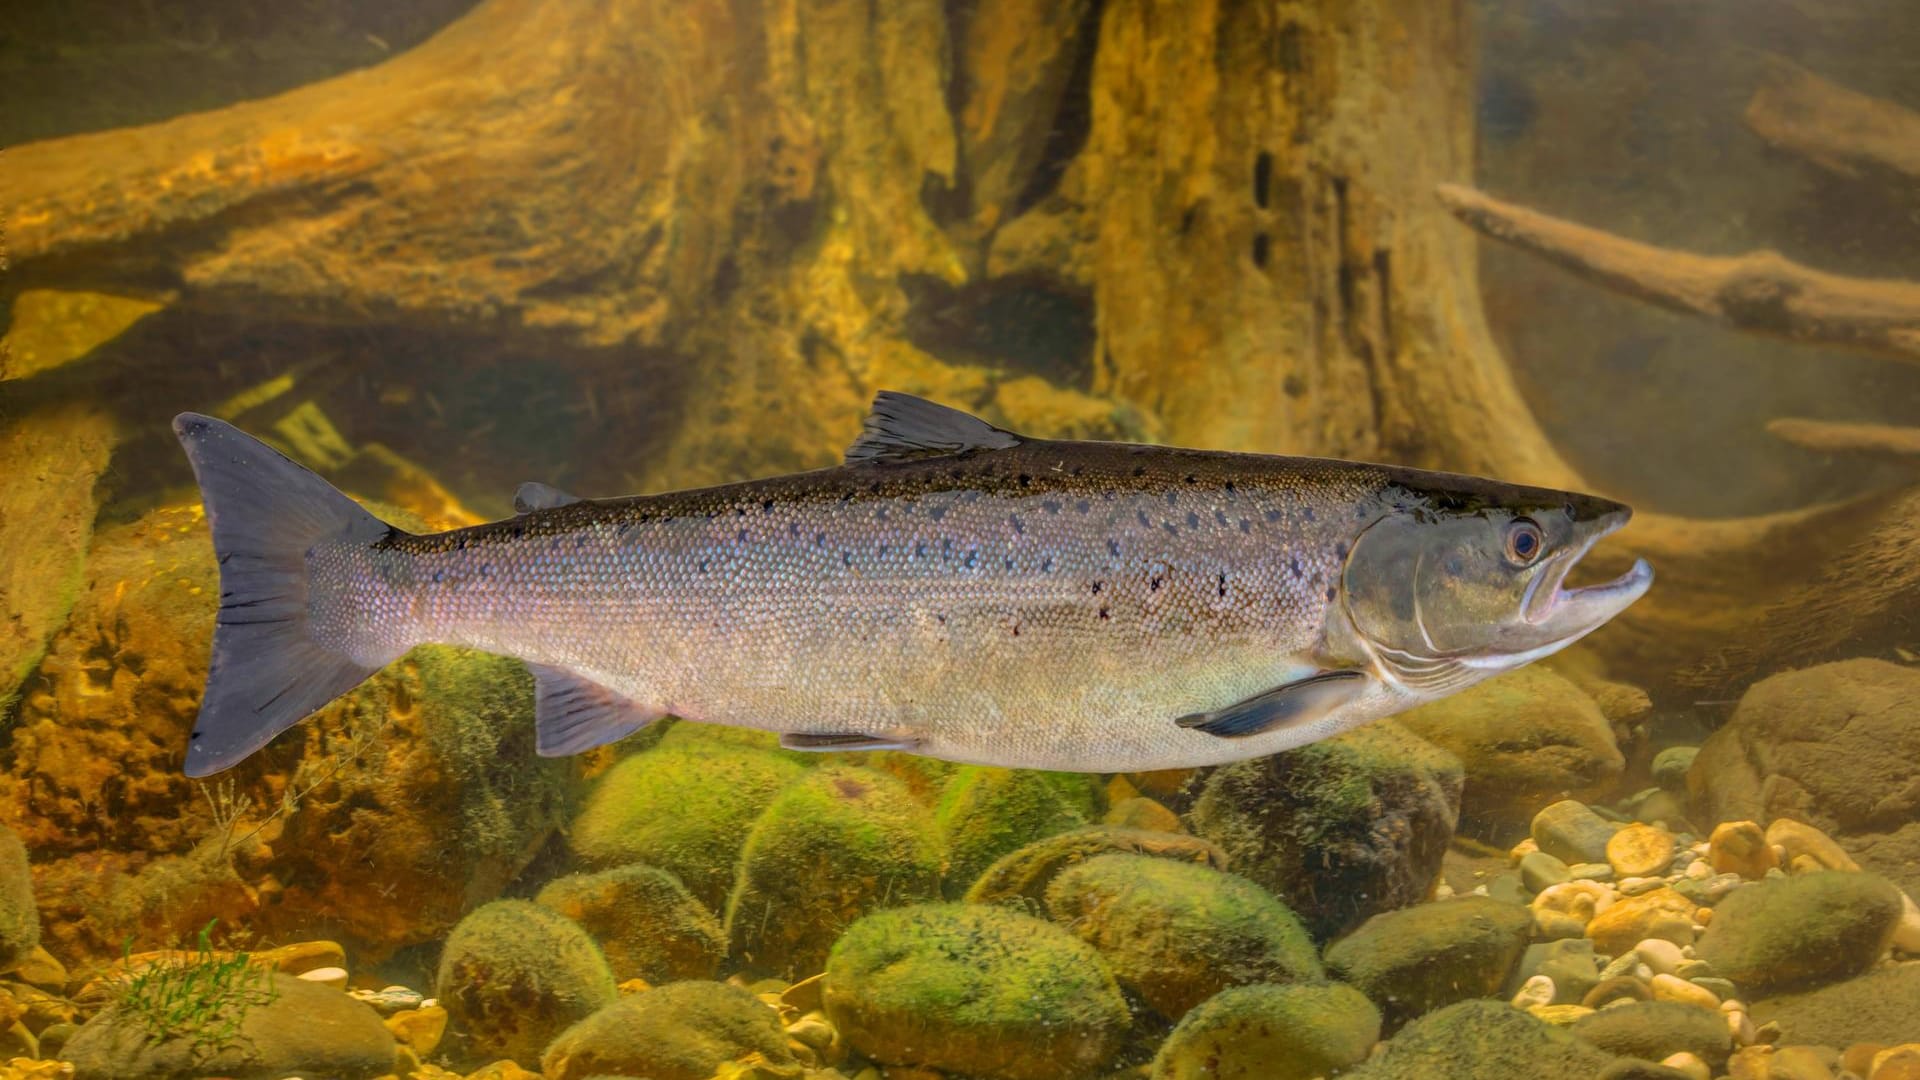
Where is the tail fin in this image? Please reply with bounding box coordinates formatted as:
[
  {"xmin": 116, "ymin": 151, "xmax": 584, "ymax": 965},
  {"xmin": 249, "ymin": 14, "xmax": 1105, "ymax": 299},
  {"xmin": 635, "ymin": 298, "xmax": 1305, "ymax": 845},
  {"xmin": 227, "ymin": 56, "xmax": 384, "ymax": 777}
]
[{"xmin": 173, "ymin": 413, "xmax": 397, "ymax": 777}]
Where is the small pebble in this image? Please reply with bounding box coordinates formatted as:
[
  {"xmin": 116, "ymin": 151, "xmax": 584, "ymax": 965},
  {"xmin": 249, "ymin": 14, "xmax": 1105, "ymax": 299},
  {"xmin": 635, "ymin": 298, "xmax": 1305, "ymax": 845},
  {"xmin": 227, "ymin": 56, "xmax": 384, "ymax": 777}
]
[
  {"xmin": 1765, "ymin": 819, "xmax": 1859, "ymax": 872},
  {"xmin": 1874, "ymin": 1044, "xmax": 1920, "ymax": 1080},
  {"xmin": 1675, "ymin": 959, "xmax": 1717, "ymax": 980},
  {"xmin": 1619, "ymin": 876, "xmax": 1664, "ymax": 896},
  {"xmin": 1533, "ymin": 800, "xmax": 1619, "ymax": 865},
  {"xmin": 1510, "ymin": 837, "xmax": 1540, "ymax": 864},
  {"xmin": 296, "ymin": 966, "xmax": 348, "ymax": 989},
  {"xmin": 1570, "ymin": 862, "xmax": 1616, "ymax": 882},
  {"xmin": 1691, "ymin": 976, "xmax": 1738, "ymax": 1002},
  {"xmin": 1651, "ymin": 972, "xmax": 1720, "ymax": 1011},
  {"xmin": 1635, "ymin": 938, "xmax": 1685, "ymax": 975},
  {"xmin": 1608, "ymin": 824, "xmax": 1677, "ymax": 879},
  {"xmin": 1521, "ymin": 850, "xmax": 1573, "ymax": 893},
  {"xmin": 1582, "ymin": 975, "xmax": 1653, "ymax": 1009},
  {"xmin": 349, "ymin": 985, "xmax": 424, "ymax": 1014},
  {"xmin": 1893, "ymin": 892, "xmax": 1920, "ymax": 955},
  {"xmin": 1510, "ymin": 974, "xmax": 1556, "ymax": 1010},
  {"xmin": 1661, "ymin": 1051, "xmax": 1711, "ymax": 1080},
  {"xmin": 1600, "ymin": 951, "xmax": 1642, "ymax": 980},
  {"xmin": 1685, "ymin": 859, "xmax": 1713, "ymax": 880},
  {"xmin": 1710, "ymin": 822, "xmax": 1778, "ymax": 879},
  {"xmin": 1527, "ymin": 1003, "xmax": 1595, "ymax": 1026},
  {"xmin": 1727, "ymin": 1007, "xmax": 1757, "ymax": 1046}
]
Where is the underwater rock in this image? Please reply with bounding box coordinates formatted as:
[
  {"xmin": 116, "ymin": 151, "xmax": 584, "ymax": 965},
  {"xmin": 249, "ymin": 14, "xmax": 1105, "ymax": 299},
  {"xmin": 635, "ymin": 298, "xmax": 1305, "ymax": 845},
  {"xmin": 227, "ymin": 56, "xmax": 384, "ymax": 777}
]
[
  {"xmin": 725, "ymin": 765, "xmax": 944, "ymax": 979},
  {"xmin": 1690, "ymin": 660, "xmax": 1920, "ymax": 897},
  {"xmin": 0, "ymin": 828, "xmax": 37, "ymax": 974},
  {"xmin": 1103, "ymin": 795, "xmax": 1184, "ymax": 833},
  {"xmin": 1534, "ymin": 880, "xmax": 1616, "ymax": 941},
  {"xmin": 1344, "ymin": 999, "xmax": 1618, "ymax": 1079},
  {"xmin": 1043, "ymin": 853, "xmax": 1321, "ymax": 1020},
  {"xmin": 60, "ymin": 971, "xmax": 394, "ymax": 1080},
  {"xmin": 534, "ymin": 865, "xmax": 725, "ymax": 983},
  {"xmin": 1188, "ymin": 721, "xmax": 1464, "ymax": 940},
  {"xmin": 540, "ymin": 981, "xmax": 794, "ymax": 1080},
  {"xmin": 1610, "ymin": 824, "xmax": 1679, "ymax": 880},
  {"xmin": 1397, "ymin": 667, "xmax": 1624, "ymax": 825},
  {"xmin": 1709, "ymin": 821, "xmax": 1779, "ymax": 880},
  {"xmin": 1570, "ymin": 1001, "xmax": 1734, "ymax": 1066},
  {"xmin": 569, "ymin": 741, "xmax": 807, "ymax": 911},
  {"xmin": 1695, "ymin": 871, "xmax": 1904, "ymax": 996},
  {"xmin": 2, "ymin": 499, "xmax": 582, "ymax": 962},
  {"xmin": 1587, "ymin": 886, "xmax": 1697, "ymax": 955},
  {"xmin": 1323, "ymin": 896, "xmax": 1533, "ymax": 1028},
  {"xmin": 962, "ymin": 825, "xmax": 1228, "ymax": 913},
  {"xmin": 822, "ymin": 903, "xmax": 1128, "ymax": 1080},
  {"xmin": 1765, "ymin": 820, "xmax": 1860, "ymax": 873},
  {"xmin": 433, "ymin": 900, "xmax": 617, "ymax": 1067},
  {"xmin": 1749, "ymin": 964, "xmax": 1920, "ymax": 1050},
  {"xmin": 1506, "ymin": 938, "xmax": 1604, "ymax": 1006},
  {"xmin": 934, "ymin": 766, "xmax": 1099, "ymax": 895},
  {"xmin": 1652, "ymin": 748, "xmax": 1699, "ymax": 794},
  {"xmin": 1150, "ymin": 982, "xmax": 1381, "ymax": 1080},
  {"xmin": 1532, "ymin": 800, "xmax": 1621, "ymax": 866}
]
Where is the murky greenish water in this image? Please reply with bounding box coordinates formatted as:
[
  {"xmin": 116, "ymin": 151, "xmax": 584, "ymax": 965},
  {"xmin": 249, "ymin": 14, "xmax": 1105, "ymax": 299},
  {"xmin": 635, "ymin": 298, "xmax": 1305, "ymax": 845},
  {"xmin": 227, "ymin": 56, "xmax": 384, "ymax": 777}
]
[{"xmin": 2, "ymin": 1, "xmax": 1917, "ymax": 1078}]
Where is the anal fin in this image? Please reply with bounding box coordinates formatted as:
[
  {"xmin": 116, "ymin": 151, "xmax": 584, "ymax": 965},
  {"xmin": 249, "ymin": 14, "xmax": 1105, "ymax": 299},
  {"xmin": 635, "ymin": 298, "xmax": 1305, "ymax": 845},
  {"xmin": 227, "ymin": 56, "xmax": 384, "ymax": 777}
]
[
  {"xmin": 528, "ymin": 663, "xmax": 662, "ymax": 756},
  {"xmin": 1175, "ymin": 670, "xmax": 1368, "ymax": 739},
  {"xmin": 780, "ymin": 731, "xmax": 919, "ymax": 753}
]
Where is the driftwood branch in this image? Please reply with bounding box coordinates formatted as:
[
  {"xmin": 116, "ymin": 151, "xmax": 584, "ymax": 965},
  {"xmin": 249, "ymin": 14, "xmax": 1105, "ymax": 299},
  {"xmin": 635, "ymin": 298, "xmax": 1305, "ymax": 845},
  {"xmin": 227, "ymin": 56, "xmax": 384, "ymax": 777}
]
[
  {"xmin": 1745, "ymin": 57, "xmax": 1920, "ymax": 184},
  {"xmin": 1766, "ymin": 418, "xmax": 1920, "ymax": 461},
  {"xmin": 1436, "ymin": 183, "xmax": 1920, "ymax": 363}
]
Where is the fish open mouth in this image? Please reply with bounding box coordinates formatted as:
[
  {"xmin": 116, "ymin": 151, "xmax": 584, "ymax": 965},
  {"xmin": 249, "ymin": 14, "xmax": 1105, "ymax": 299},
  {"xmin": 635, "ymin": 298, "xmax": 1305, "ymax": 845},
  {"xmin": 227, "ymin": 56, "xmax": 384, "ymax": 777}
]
[{"xmin": 1521, "ymin": 510, "xmax": 1654, "ymax": 635}]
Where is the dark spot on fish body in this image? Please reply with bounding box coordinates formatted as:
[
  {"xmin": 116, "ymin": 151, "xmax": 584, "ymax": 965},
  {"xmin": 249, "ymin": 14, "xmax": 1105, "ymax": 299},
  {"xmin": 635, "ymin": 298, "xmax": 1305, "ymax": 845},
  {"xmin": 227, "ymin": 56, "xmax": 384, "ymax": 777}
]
[
  {"xmin": 915, "ymin": 542, "xmax": 927, "ymax": 559},
  {"xmin": 1289, "ymin": 558, "xmax": 1302, "ymax": 578},
  {"xmin": 1303, "ymin": 507, "xmax": 1316, "ymax": 522},
  {"xmin": 964, "ymin": 550, "xmax": 978, "ymax": 568},
  {"xmin": 1098, "ymin": 606, "xmax": 1110, "ymax": 619},
  {"xmin": 1133, "ymin": 466, "xmax": 1147, "ymax": 478},
  {"xmin": 1217, "ymin": 573, "xmax": 1228, "ymax": 598},
  {"xmin": 1018, "ymin": 474, "xmax": 1032, "ymax": 487},
  {"xmin": 1165, "ymin": 492, "xmax": 1178, "ymax": 506},
  {"xmin": 1187, "ymin": 512, "xmax": 1201, "ymax": 529},
  {"xmin": 1011, "ymin": 514, "xmax": 1025, "ymax": 535},
  {"xmin": 1042, "ymin": 501, "xmax": 1061, "ymax": 514},
  {"xmin": 1224, "ymin": 481, "xmax": 1237, "ymax": 496},
  {"xmin": 1185, "ymin": 474, "xmax": 1198, "ymax": 484},
  {"xmin": 1090, "ymin": 580, "xmax": 1102, "ymax": 594},
  {"xmin": 1041, "ymin": 556, "xmax": 1053, "ymax": 572},
  {"xmin": 1239, "ymin": 519, "xmax": 1251, "ymax": 533},
  {"xmin": 930, "ymin": 506, "xmax": 946, "ymax": 521},
  {"xmin": 1150, "ymin": 576, "xmax": 1164, "ymax": 591},
  {"xmin": 1076, "ymin": 500, "xmax": 1090, "ymax": 513},
  {"xmin": 1326, "ymin": 586, "xmax": 1338, "ymax": 602},
  {"xmin": 1214, "ymin": 510, "xmax": 1228, "ymax": 526},
  {"xmin": 1107, "ymin": 539, "xmax": 1121, "ymax": 557},
  {"xmin": 1162, "ymin": 523, "xmax": 1179, "ymax": 537},
  {"xmin": 737, "ymin": 529, "xmax": 748, "ymax": 542}
]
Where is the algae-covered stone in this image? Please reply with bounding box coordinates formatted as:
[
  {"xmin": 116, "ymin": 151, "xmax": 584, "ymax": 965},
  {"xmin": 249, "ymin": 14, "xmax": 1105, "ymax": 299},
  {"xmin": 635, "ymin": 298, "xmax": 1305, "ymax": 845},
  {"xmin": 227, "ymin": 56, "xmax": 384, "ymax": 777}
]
[
  {"xmin": 570, "ymin": 742, "xmax": 807, "ymax": 910},
  {"xmin": 1569, "ymin": 1001, "xmax": 1733, "ymax": 1066},
  {"xmin": 1531, "ymin": 799, "xmax": 1619, "ymax": 865},
  {"xmin": 823, "ymin": 903, "xmax": 1128, "ymax": 1080},
  {"xmin": 1045, "ymin": 854, "xmax": 1320, "ymax": 1020},
  {"xmin": 1324, "ymin": 896, "xmax": 1532, "ymax": 1028},
  {"xmin": 1695, "ymin": 870, "xmax": 1903, "ymax": 995},
  {"xmin": 1151, "ymin": 982, "xmax": 1381, "ymax": 1080},
  {"xmin": 1748, "ymin": 962, "xmax": 1920, "ymax": 1047},
  {"xmin": 61, "ymin": 971, "xmax": 394, "ymax": 1080},
  {"xmin": 1689, "ymin": 660, "xmax": 1920, "ymax": 897},
  {"xmin": 434, "ymin": 900, "xmax": 617, "ymax": 1067},
  {"xmin": 963, "ymin": 825, "xmax": 1227, "ymax": 914},
  {"xmin": 1397, "ymin": 667, "xmax": 1624, "ymax": 825},
  {"xmin": 1189, "ymin": 721, "xmax": 1463, "ymax": 939},
  {"xmin": 0, "ymin": 827, "xmax": 37, "ymax": 973},
  {"xmin": 1505, "ymin": 938, "xmax": 1602, "ymax": 1006},
  {"xmin": 1345, "ymin": 999, "xmax": 1617, "ymax": 1080},
  {"xmin": 725, "ymin": 765, "xmax": 943, "ymax": 979},
  {"xmin": 534, "ymin": 865, "xmax": 724, "ymax": 983},
  {"xmin": 936, "ymin": 766, "xmax": 1099, "ymax": 894},
  {"xmin": 541, "ymin": 981, "xmax": 794, "ymax": 1080}
]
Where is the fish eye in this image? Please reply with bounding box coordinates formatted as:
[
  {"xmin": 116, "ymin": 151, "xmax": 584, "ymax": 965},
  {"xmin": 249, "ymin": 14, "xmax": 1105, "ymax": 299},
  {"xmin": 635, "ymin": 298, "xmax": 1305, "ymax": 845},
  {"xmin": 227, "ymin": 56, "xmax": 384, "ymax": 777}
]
[{"xmin": 1505, "ymin": 518, "xmax": 1544, "ymax": 565}]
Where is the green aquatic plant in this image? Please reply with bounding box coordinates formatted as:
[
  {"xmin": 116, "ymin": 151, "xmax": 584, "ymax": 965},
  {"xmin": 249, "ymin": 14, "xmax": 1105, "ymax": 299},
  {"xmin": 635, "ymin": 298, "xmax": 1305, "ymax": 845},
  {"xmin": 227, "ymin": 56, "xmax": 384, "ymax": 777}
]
[{"xmin": 111, "ymin": 918, "xmax": 278, "ymax": 1060}]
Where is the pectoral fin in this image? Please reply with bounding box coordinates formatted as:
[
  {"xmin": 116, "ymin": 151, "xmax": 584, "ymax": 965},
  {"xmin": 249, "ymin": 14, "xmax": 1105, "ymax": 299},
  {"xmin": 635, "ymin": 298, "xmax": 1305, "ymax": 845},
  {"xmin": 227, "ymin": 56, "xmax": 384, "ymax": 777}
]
[
  {"xmin": 780, "ymin": 731, "xmax": 920, "ymax": 752},
  {"xmin": 1175, "ymin": 670, "xmax": 1369, "ymax": 738},
  {"xmin": 528, "ymin": 663, "xmax": 663, "ymax": 756}
]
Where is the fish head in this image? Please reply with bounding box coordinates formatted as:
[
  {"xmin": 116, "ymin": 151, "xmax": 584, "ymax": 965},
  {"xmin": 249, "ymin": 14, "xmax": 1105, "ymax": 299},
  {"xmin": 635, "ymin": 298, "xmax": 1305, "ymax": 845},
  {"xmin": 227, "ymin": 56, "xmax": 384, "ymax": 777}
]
[{"xmin": 1336, "ymin": 480, "xmax": 1653, "ymax": 693}]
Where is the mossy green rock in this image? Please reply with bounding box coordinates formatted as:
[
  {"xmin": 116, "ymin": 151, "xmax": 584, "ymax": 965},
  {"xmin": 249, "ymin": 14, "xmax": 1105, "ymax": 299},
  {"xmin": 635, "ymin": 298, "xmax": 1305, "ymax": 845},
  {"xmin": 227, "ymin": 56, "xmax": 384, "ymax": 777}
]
[
  {"xmin": 823, "ymin": 903, "xmax": 1129, "ymax": 1080},
  {"xmin": 434, "ymin": 900, "xmax": 617, "ymax": 1067},
  {"xmin": 1189, "ymin": 721, "xmax": 1463, "ymax": 940},
  {"xmin": 570, "ymin": 742, "xmax": 806, "ymax": 910},
  {"xmin": 61, "ymin": 972, "xmax": 394, "ymax": 1080},
  {"xmin": 1151, "ymin": 982, "xmax": 1381, "ymax": 1080},
  {"xmin": 1694, "ymin": 870, "xmax": 1903, "ymax": 995},
  {"xmin": 725, "ymin": 765, "xmax": 943, "ymax": 979},
  {"xmin": 1397, "ymin": 666, "xmax": 1624, "ymax": 824},
  {"xmin": 1323, "ymin": 896, "xmax": 1532, "ymax": 1028},
  {"xmin": 1749, "ymin": 962, "xmax": 1920, "ymax": 1047},
  {"xmin": 534, "ymin": 864, "xmax": 725, "ymax": 983},
  {"xmin": 1569, "ymin": 1001, "xmax": 1733, "ymax": 1066},
  {"xmin": 936, "ymin": 766, "xmax": 1099, "ymax": 895},
  {"xmin": 0, "ymin": 826, "xmax": 37, "ymax": 973},
  {"xmin": 541, "ymin": 981, "xmax": 794, "ymax": 1080},
  {"xmin": 1346, "ymin": 999, "xmax": 1617, "ymax": 1080},
  {"xmin": 964, "ymin": 825, "xmax": 1228, "ymax": 914},
  {"xmin": 1045, "ymin": 854, "xmax": 1321, "ymax": 1020},
  {"xmin": 1505, "ymin": 938, "xmax": 1601, "ymax": 1006}
]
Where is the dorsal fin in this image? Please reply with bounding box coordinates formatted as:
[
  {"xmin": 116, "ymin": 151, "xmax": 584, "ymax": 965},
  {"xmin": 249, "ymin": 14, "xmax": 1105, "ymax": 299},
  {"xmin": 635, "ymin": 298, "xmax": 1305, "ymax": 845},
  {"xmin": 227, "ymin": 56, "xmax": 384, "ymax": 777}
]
[
  {"xmin": 514, "ymin": 482, "xmax": 583, "ymax": 514},
  {"xmin": 844, "ymin": 391, "xmax": 1023, "ymax": 464}
]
